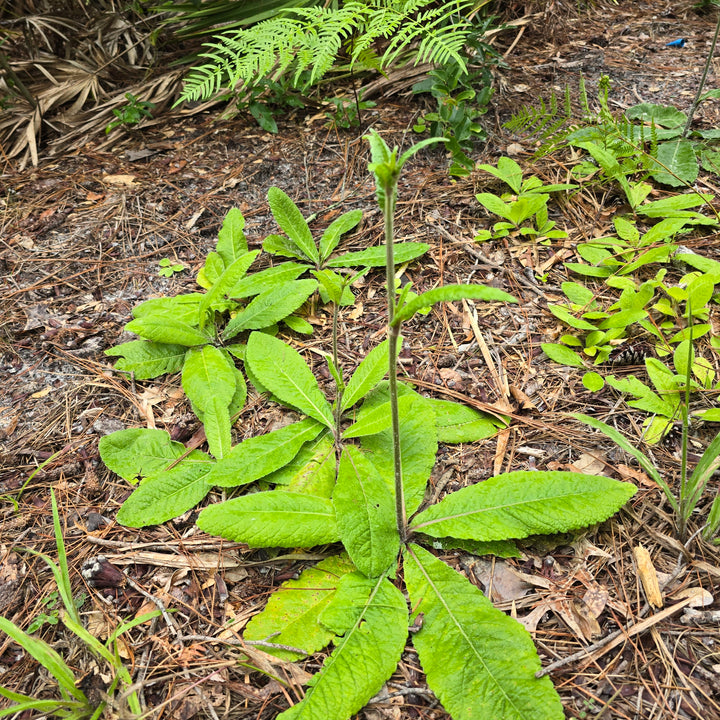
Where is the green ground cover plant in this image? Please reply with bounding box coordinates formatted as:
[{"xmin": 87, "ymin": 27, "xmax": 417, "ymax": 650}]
[
  {"xmin": 97, "ymin": 132, "xmax": 637, "ymax": 720},
  {"xmin": 0, "ymin": 491, "xmax": 159, "ymax": 718}
]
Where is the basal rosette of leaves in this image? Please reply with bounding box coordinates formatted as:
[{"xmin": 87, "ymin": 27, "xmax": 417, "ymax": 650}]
[{"xmin": 98, "ymin": 132, "xmax": 639, "ymax": 720}]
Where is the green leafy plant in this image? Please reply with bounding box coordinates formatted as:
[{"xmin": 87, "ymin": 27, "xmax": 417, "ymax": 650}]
[
  {"xmin": 0, "ymin": 490, "xmax": 159, "ymax": 717},
  {"xmin": 158, "ymin": 257, "xmax": 186, "ymax": 277},
  {"xmin": 105, "ymin": 92, "xmax": 155, "ymax": 134},
  {"xmin": 101, "ymin": 187, "xmax": 431, "ymax": 522},
  {"xmin": 576, "ymin": 370, "xmax": 720, "ymax": 544},
  {"xmin": 411, "ymin": 16, "xmax": 499, "ymax": 176},
  {"xmin": 97, "ymin": 132, "xmax": 637, "ymax": 719},
  {"xmin": 473, "ymin": 156, "xmax": 576, "ymax": 242},
  {"xmin": 324, "ymin": 90, "xmax": 376, "ymax": 130}
]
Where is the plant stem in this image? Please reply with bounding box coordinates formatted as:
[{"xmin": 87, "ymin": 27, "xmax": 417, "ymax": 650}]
[
  {"xmin": 332, "ymin": 300, "xmax": 344, "ymax": 442},
  {"xmin": 682, "ymin": 11, "xmax": 720, "ymax": 138},
  {"xmin": 382, "ymin": 180, "xmax": 407, "ymax": 541},
  {"xmin": 677, "ymin": 312, "xmax": 695, "ymax": 541}
]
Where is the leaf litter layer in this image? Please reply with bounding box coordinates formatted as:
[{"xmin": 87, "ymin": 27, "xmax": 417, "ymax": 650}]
[{"xmin": 2, "ymin": 1, "xmax": 720, "ymax": 718}]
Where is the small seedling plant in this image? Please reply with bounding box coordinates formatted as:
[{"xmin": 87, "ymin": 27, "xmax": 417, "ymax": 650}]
[
  {"xmin": 473, "ymin": 156, "xmax": 576, "ymax": 243},
  {"xmin": 105, "ymin": 92, "xmax": 155, "ymax": 134},
  {"xmin": 0, "ymin": 491, "xmax": 159, "ymax": 718},
  {"xmin": 98, "ymin": 133, "xmax": 637, "ymax": 720}
]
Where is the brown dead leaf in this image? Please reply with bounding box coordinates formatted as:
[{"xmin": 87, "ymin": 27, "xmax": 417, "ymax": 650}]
[
  {"xmin": 102, "ymin": 174, "xmax": 138, "ymax": 186},
  {"xmin": 571, "ymin": 452, "xmax": 606, "ymax": 475},
  {"xmin": 633, "ymin": 544, "xmax": 663, "ymax": 608},
  {"xmin": 617, "ymin": 464, "xmax": 656, "ymax": 488}
]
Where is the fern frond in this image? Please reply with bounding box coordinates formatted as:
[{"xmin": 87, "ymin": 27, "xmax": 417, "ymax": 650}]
[{"xmin": 178, "ymin": 0, "xmax": 478, "ymax": 105}]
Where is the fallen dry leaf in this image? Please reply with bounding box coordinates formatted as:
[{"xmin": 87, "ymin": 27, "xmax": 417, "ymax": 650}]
[{"xmin": 633, "ymin": 544, "xmax": 663, "ymax": 608}]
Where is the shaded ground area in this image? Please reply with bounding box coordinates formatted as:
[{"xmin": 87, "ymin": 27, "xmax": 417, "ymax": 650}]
[{"xmin": 2, "ymin": 1, "xmax": 720, "ymax": 718}]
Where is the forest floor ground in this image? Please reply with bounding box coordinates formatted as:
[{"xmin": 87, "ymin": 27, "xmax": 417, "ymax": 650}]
[{"xmin": 2, "ymin": 1, "xmax": 720, "ymax": 718}]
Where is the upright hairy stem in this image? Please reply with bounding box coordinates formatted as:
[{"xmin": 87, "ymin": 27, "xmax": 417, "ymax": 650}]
[{"xmin": 382, "ymin": 182, "xmax": 407, "ymax": 540}]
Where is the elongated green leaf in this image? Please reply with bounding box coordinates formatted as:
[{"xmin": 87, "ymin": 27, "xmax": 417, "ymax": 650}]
[
  {"xmin": 265, "ymin": 432, "xmax": 335, "ymax": 492},
  {"xmin": 197, "ymin": 491, "xmax": 339, "ymax": 547},
  {"xmin": 198, "ymin": 251, "xmax": 259, "ymax": 329},
  {"xmin": 268, "ymin": 186, "xmax": 319, "ymax": 264},
  {"xmin": 0, "ymin": 689, "xmax": 80, "ymax": 716},
  {"xmin": 132, "ymin": 293, "xmax": 203, "ymax": 323},
  {"xmin": 198, "ymin": 251, "xmax": 225, "ymax": 288},
  {"xmin": 319, "ymin": 209, "xmax": 363, "ymax": 262},
  {"xmin": 278, "ymin": 574, "xmax": 407, "ymax": 720},
  {"xmin": 404, "ymin": 544, "xmax": 563, "ymax": 720},
  {"xmin": 684, "ymin": 427, "xmax": 720, "ymax": 511},
  {"xmin": 361, "ymin": 394, "xmax": 437, "ymax": 515},
  {"xmin": 229, "ymin": 262, "xmax": 309, "ymax": 299},
  {"xmin": 263, "ymin": 233, "xmax": 306, "ymax": 260},
  {"xmin": 207, "ymin": 417, "xmax": 322, "ymax": 487},
  {"xmin": 203, "ymin": 396, "xmax": 232, "ymax": 459},
  {"xmin": 638, "ymin": 193, "xmax": 714, "ymax": 217},
  {"xmin": 105, "ymin": 341, "xmax": 187, "ymax": 380},
  {"xmin": 116, "ymin": 451, "xmax": 213, "ymax": 527},
  {"xmin": 334, "ymin": 447, "xmax": 400, "ymax": 577},
  {"xmin": 342, "ymin": 400, "xmax": 393, "ymax": 438},
  {"xmin": 417, "ymin": 534, "xmax": 520, "ymax": 558},
  {"xmin": 341, "ymin": 338, "xmax": 394, "ymax": 411},
  {"xmin": 425, "ymin": 398, "xmax": 504, "ymax": 443},
  {"xmin": 541, "ymin": 343, "xmax": 585, "ymax": 368},
  {"xmin": 410, "ymin": 471, "xmax": 636, "ymax": 540},
  {"xmin": 246, "ymin": 332, "xmax": 334, "ymax": 427},
  {"xmin": 326, "ymin": 242, "xmax": 429, "ymax": 268},
  {"xmin": 547, "ymin": 304, "xmax": 597, "ymax": 331},
  {"xmin": 476, "ymin": 192, "xmax": 513, "ymax": 220},
  {"xmin": 223, "ymin": 279, "xmax": 317, "ymax": 339},
  {"xmin": 217, "ymin": 207, "xmax": 248, "ymax": 266},
  {"xmin": 182, "ymin": 344, "xmax": 237, "ymax": 414},
  {"xmin": 393, "ymin": 284, "xmax": 517, "ymax": 325},
  {"xmin": 0, "ymin": 617, "xmax": 86, "ymax": 703},
  {"xmin": 98, "ymin": 428, "xmax": 188, "ymax": 483},
  {"xmin": 125, "ymin": 316, "xmax": 211, "ymax": 347},
  {"xmin": 477, "ymin": 156, "xmax": 523, "ymax": 193},
  {"xmin": 244, "ymin": 554, "xmax": 356, "ymax": 660}
]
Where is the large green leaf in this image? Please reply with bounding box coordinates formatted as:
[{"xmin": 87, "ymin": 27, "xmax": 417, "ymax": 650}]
[
  {"xmin": 333, "ymin": 447, "xmax": 400, "ymax": 577},
  {"xmin": 268, "ymin": 186, "xmax": 320, "ymax": 264},
  {"xmin": 132, "ymin": 293, "xmax": 203, "ymax": 324},
  {"xmin": 265, "ymin": 432, "xmax": 335, "ymax": 495},
  {"xmin": 650, "ymin": 140, "xmax": 699, "ymax": 187},
  {"xmin": 182, "ymin": 344, "xmax": 237, "ymax": 413},
  {"xmin": 278, "ymin": 574, "xmax": 407, "ymax": 720},
  {"xmin": 203, "ymin": 396, "xmax": 232, "ymax": 459},
  {"xmin": 244, "ymin": 554, "xmax": 356, "ymax": 660},
  {"xmin": 341, "ymin": 338, "xmax": 394, "ymax": 411},
  {"xmin": 198, "ymin": 251, "xmax": 259, "ymax": 329},
  {"xmin": 125, "ymin": 316, "xmax": 211, "ymax": 347},
  {"xmin": 246, "ymin": 332, "xmax": 335, "ymax": 427},
  {"xmin": 116, "ymin": 451, "xmax": 214, "ymax": 527},
  {"xmin": 223, "ymin": 279, "xmax": 317, "ymax": 339},
  {"xmin": 425, "ymin": 398, "xmax": 505, "ymax": 443},
  {"xmin": 105, "ymin": 341, "xmax": 187, "ymax": 380},
  {"xmin": 393, "ymin": 284, "xmax": 517, "ymax": 325},
  {"xmin": 229, "ymin": 262, "xmax": 308, "ymax": 299},
  {"xmin": 410, "ymin": 471, "xmax": 636, "ymax": 540},
  {"xmin": 360, "ymin": 394, "xmax": 437, "ymax": 515},
  {"xmin": 98, "ymin": 428, "xmax": 188, "ymax": 483},
  {"xmin": 342, "ymin": 401, "xmax": 393, "ymax": 438},
  {"xmin": 541, "ymin": 343, "xmax": 585, "ymax": 368},
  {"xmin": 404, "ymin": 545, "xmax": 563, "ymax": 720},
  {"xmin": 326, "ymin": 242, "xmax": 429, "ymax": 268},
  {"xmin": 319, "ymin": 209, "xmax": 363, "ymax": 263},
  {"xmin": 197, "ymin": 491, "xmax": 339, "ymax": 547},
  {"xmin": 207, "ymin": 417, "xmax": 322, "ymax": 487},
  {"xmin": 216, "ymin": 207, "xmax": 249, "ymax": 266}
]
